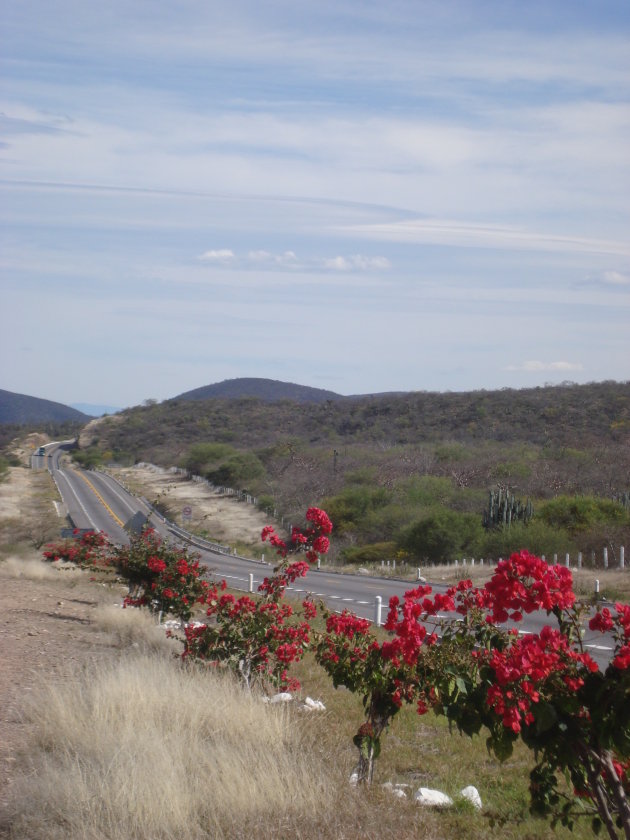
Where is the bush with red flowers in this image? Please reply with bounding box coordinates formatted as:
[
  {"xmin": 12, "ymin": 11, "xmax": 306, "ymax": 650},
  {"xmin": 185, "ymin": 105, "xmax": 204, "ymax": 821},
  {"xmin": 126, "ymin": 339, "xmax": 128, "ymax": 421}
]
[
  {"xmin": 383, "ymin": 551, "xmax": 630, "ymax": 839},
  {"xmin": 111, "ymin": 528, "xmax": 209, "ymax": 622},
  {"xmin": 42, "ymin": 529, "xmax": 111, "ymax": 568},
  {"xmin": 182, "ymin": 508, "xmax": 331, "ymax": 691}
]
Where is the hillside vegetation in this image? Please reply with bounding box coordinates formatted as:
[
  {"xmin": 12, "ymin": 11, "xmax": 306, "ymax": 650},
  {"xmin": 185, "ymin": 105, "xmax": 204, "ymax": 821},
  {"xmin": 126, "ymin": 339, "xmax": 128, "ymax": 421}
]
[
  {"xmin": 0, "ymin": 388, "xmax": 89, "ymax": 425},
  {"xmin": 75, "ymin": 380, "xmax": 630, "ymax": 567}
]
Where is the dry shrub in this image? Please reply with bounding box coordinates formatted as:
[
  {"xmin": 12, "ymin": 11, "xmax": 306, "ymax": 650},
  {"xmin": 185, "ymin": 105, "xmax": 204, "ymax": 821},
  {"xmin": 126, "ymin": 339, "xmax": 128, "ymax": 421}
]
[
  {"xmin": 94, "ymin": 603, "xmax": 181, "ymax": 654},
  {"xmin": 4, "ymin": 655, "xmax": 334, "ymax": 839},
  {"xmin": 4, "ymin": 653, "xmax": 442, "ymax": 840},
  {"xmin": 0, "ymin": 555, "xmax": 80, "ymax": 582}
]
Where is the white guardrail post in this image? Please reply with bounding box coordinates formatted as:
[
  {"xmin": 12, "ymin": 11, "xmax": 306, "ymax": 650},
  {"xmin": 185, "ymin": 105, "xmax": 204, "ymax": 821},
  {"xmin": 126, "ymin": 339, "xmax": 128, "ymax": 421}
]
[{"xmin": 374, "ymin": 596, "xmax": 383, "ymax": 627}]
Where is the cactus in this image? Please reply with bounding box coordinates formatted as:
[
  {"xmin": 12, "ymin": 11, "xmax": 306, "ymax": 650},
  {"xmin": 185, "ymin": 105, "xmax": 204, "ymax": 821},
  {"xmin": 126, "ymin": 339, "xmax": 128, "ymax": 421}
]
[{"xmin": 483, "ymin": 489, "xmax": 534, "ymax": 530}]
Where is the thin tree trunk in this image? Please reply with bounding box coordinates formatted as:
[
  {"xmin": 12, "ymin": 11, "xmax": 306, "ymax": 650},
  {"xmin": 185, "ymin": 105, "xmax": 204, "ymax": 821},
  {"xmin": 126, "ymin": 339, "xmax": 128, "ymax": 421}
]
[{"xmin": 601, "ymin": 751, "xmax": 630, "ymax": 840}]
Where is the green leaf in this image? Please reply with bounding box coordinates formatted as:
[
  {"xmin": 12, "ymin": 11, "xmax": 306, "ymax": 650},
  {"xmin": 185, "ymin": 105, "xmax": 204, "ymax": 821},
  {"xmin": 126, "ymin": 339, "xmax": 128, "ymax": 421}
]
[
  {"xmin": 488, "ymin": 732, "xmax": 514, "ymax": 762},
  {"xmin": 533, "ymin": 701, "xmax": 557, "ymax": 735},
  {"xmin": 455, "ymin": 676, "xmax": 468, "ymax": 695}
]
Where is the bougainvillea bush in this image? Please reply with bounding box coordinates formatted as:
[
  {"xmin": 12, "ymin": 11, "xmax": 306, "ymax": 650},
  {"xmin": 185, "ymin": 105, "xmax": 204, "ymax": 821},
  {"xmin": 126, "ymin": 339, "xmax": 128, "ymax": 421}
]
[
  {"xmin": 384, "ymin": 552, "xmax": 630, "ymax": 839},
  {"xmin": 111, "ymin": 528, "xmax": 209, "ymax": 623},
  {"xmin": 42, "ymin": 529, "xmax": 111, "ymax": 568},
  {"xmin": 182, "ymin": 507, "xmax": 332, "ymax": 691},
  {"xmin": 314, "ymin": 586, "xmax": 451, "ymax": 784}
]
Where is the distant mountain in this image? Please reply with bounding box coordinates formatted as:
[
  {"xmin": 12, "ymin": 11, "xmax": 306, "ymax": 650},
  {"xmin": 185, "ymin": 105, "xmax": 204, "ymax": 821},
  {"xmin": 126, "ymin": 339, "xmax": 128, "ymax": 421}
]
[
  {"xmin": 0, "ymin": 388, "xmax": 89, "ymax": 424},
  {"xmin": 70, "ymin": 403, "xmax": 123, "ymax": 417},
  {"xmin": 173, "ymin": 378, "xmax": 344, "ymax": 404}
]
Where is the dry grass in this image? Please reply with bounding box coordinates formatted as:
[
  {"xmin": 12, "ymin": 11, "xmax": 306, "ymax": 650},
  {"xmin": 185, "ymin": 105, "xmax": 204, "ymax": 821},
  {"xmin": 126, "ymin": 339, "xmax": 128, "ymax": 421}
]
[
  {"xmin": 2, "ymin": 650, "xmax": 454, "ymax": 840},
  {"xmin": 4, "ymin": 655, "xmax": 332, "ymax": 839},
  {"xmin": 0, "ymin": 555, "xmax": 72, "ymax": 582},
  {"xmin": 94, "ymin": 603, "xmax": 182, "ymax": 655}
]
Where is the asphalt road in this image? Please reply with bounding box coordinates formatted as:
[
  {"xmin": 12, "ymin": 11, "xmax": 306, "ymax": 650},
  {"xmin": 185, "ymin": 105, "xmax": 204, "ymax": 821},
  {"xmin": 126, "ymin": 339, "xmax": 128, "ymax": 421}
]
[{"xmin": 32, "ymin": 441, "xmax": 617, "ymax": 666}]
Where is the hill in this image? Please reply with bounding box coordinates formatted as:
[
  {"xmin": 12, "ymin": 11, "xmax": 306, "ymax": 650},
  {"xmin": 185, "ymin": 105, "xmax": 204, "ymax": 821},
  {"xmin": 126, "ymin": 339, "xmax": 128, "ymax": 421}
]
[
  {"xmin": 0, "ymin": 388, "xmax": 89, "ymax": 425},
  {"xmin": 174, "ymin": 377, "xmax": 343, "ymax": 403},
  {"xmin": 71, "ymin": 379, "xmax": 630, "ymax": 566}
]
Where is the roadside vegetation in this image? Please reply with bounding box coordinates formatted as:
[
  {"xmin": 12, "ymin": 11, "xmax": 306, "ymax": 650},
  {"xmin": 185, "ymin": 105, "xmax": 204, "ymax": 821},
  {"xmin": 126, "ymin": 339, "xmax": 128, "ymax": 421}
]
[{"xmin": 2, "ymin": 430, "xmax": 629, "ymax": 839}]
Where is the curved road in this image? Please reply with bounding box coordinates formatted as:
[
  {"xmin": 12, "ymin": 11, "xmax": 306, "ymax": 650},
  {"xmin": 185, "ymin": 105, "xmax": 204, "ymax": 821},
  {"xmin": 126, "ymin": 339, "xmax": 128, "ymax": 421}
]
[{"xmin": 32, "ymin": 441, "xmax": 616, "ymax": 666}]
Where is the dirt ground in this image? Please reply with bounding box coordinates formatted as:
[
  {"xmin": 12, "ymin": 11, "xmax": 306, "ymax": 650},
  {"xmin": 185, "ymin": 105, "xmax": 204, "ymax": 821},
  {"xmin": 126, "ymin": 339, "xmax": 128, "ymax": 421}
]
[{"xmin": 109, "ymin": 464, "xmax": 276, "ymax": 549}]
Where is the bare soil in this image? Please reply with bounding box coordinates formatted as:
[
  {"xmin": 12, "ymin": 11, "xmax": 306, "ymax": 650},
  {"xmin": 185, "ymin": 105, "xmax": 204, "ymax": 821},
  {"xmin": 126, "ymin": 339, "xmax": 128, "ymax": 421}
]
[{"xmin": 110, "ymin": 464, "xmax": 275, "ymax": 548}]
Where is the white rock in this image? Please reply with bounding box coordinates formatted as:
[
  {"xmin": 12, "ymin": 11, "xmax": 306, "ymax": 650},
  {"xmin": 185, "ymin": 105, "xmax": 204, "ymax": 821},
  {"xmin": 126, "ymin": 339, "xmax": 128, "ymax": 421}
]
[
  {"xmin": 382, "ymin": 782, "xmax": 410, "ymax": 799},
  {"xmin": 163, "ymin": 619, "xmax": 182, "ymax": 630},
  {"xmin": 414, "ymin": 787, "xmax": 453, "ymax": 807},
  {"xmin": 349, "ymin": 770, "xmax": 359, "ymax": 786},
  {"xmin": 268, "ymin": 692, "xmax": 293, "ymax": 704},
  {"xmin": 303, "ymin": 697, "xmax": 326, "ymax": 711},
  {"xmin": 459, "ymin": 785, "xmax": 482, "ymax": 810},
  {"xmin": 356, "ymin": 567, "xmax": 370, "ymax": 576}
]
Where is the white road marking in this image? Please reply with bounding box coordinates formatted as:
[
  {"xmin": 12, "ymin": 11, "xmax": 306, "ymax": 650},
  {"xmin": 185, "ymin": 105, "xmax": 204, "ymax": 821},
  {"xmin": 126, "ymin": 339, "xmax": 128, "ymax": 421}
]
[
  {"xmin": 93, "ymin": 473, "xmax": 138, "ymax": 515},
  {"xmin": 56, "ymin": 470, "xmax": 98, "ymax": 530}
]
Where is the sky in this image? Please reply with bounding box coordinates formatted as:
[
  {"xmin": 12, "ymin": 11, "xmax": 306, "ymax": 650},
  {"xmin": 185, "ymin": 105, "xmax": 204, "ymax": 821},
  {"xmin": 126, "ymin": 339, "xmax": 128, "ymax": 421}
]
[{"xmin": 1, "ymin": 0, "xmax": 629, "ymax": 409}]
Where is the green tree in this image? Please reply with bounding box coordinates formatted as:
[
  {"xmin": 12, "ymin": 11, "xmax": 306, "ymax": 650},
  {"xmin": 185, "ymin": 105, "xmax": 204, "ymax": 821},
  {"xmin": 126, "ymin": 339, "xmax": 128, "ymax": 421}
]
[{"xmin": 401, "ymin": 508, "xmax": 483, "ymax": 563}]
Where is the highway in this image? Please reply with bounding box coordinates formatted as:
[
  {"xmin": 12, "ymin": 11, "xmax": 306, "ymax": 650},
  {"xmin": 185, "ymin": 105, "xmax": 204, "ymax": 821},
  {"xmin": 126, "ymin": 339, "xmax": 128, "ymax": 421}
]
[{"xmin": 32, "ymin": 441, "xmax": 616, "ymax": 666}]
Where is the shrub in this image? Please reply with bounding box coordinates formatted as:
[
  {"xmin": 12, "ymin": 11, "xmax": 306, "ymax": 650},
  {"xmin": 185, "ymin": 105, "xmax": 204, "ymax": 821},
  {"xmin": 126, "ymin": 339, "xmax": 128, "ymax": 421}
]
[{"xmin": 400, "ymin": 508, "xmax": 483, "ymax": 564}]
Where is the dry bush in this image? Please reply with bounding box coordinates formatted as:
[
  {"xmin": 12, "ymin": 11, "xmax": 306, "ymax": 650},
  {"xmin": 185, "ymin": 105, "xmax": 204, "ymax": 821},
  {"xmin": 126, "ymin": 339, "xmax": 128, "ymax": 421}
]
[
  {"xmin": 4, "ymin": 655, "xmax": 333, "ymax": 839},
  {"xmin": 0, "ymin": 554, "xmax": 82, "ymax": 582},
  {"xmin": 94, "ymin": 604, "xmax": 181, "ymax": 655}
]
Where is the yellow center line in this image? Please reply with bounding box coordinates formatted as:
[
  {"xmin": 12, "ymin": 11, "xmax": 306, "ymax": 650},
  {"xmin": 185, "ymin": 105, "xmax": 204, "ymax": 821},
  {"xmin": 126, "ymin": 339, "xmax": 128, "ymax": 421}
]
[{"xmin": 76, "ymin": 471, "xmax": 125, "ymax": 528}]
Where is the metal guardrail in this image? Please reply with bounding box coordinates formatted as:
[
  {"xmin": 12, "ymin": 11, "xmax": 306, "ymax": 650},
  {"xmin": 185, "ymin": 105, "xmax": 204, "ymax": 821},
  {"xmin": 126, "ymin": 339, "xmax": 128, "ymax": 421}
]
[{"xmin": 96, "ymin": 469, "xmax": 270, "ymax": 568}]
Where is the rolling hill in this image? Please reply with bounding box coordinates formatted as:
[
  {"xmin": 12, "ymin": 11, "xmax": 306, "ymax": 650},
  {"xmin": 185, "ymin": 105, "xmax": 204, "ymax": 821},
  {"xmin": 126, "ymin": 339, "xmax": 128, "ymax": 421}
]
[
  {"xmin": 0, "ymin": 388, "xmax": 89, "ymax": 425},
  {"xmin": 174, "ymin": 377, "xmax": 344, "ymax": 404}
]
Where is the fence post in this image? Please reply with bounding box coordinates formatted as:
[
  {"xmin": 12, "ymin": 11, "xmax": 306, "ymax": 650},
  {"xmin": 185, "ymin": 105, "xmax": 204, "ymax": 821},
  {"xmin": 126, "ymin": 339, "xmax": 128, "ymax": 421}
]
[
  {"xmin": 553, "ymin": 554, "xmax": 558, "ymax": 564},
  {"xmin": 595, "ymin": 579, "xmax": 600, "ymax": 596},
  {"xmin": 620, "ymin": 546, "xmax": 625, "ymax": 570},
  {"xmin": 317, "ymin": 557, "xmax": 321, "ymax": 570},
  {"xmin": 417, "ymin": 568, "xmax": 422, "ymax": 580},
  {"xmin": 565, "ymin": 553, "xmax": 570, "ymax": 568},
  {"xmin": 577, "ymin": 552, "xmax": 582, "ymax": 569},
  {"xmin": 603, "ymin": 547, "xmax": 608, "ymax": 570},
  {"xmin": 248, "ymin": 573, "xmax": 254, "ymax": 593},
  {"xmin": 375, "ymin": 596, "xmax": 383, "ymax": 627},
  {"xmin": 393, "ymin": 560, "xmax": 396, "ymax": 570}
]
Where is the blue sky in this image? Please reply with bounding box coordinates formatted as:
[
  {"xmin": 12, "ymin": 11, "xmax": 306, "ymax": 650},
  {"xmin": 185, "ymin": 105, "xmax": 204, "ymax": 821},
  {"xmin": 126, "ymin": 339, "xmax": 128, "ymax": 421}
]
[{"xmin": 1, "ymin": 0, "xmax": 629, "ymax": 407}]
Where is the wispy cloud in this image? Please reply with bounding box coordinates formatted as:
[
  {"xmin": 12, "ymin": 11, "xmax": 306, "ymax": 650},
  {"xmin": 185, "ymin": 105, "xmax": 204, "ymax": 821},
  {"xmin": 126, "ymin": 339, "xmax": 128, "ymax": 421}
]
[
  {"xmin": 341, "ymin": 219, "xmax": 630, "ymax": 257},
  {"xmin": 505, "ymin": 361, "xmax": 584, "ymax": 372},
  {"xmin": 198, "ymin": 249, "xmax": 391, "ymax": 272},
  {"xmin": 583, "ymin": 270, "xmax": 630, "ymax": 288}
]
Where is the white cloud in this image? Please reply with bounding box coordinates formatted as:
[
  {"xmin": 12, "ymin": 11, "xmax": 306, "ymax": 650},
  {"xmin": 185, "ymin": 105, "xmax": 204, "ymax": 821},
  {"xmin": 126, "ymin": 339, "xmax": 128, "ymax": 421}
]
[
  {"xmin": 198, "ymin": 249, "xmax": 390, "ymax": 272},
  {"xmin": 505, "ymin": 361, "xmax": 584, "ymax": 372},
  {"xmin": 324, "ymin": 254, "xmax": 391, "ymax": 271},
  {"xmin": 596, "ymin": 271, "xmax": 630, "ymax": 287},
  {"xmin": 198, "ymin": 249, "xmax": 235, "ymax": 261}
]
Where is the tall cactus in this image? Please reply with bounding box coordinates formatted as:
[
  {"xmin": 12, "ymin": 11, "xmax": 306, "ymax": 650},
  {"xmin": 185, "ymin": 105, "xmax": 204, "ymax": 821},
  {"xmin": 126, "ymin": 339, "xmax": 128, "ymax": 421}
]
[{"xmin": 483, "ymin": 489, "xmax": 533, "ymax": 530}]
